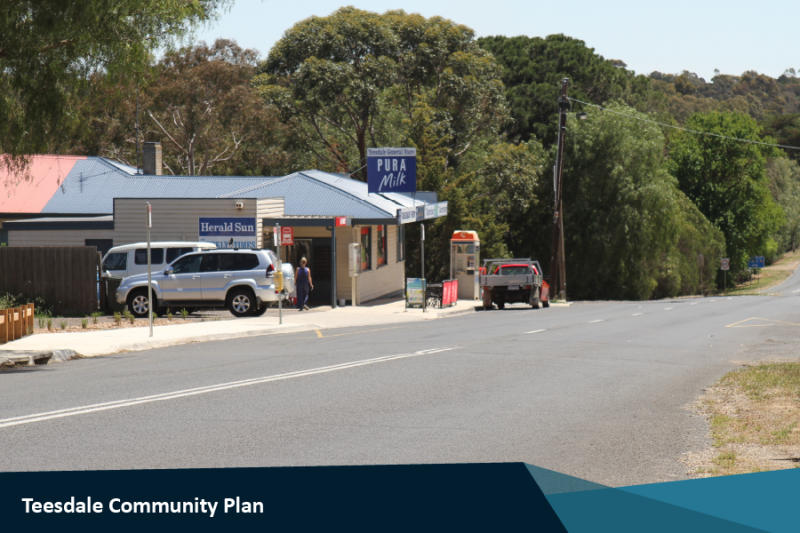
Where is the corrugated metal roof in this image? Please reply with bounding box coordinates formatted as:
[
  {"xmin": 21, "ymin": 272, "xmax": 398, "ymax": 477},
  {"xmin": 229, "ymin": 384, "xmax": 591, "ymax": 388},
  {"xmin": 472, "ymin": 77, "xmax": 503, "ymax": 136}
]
[
  {"xmin": 42, "ymin": 157, "xmax": 278, "ymax": 214},
  {"xmin": 224, "ymin": 170, "xmax": 423, "ymax": 219},
  {"xmin": 0, "ymin": 155, "xmax": 85, "ymax": 213},
  {"xmin": 11, "ymin": 155, "xmax": 423, "ymax": 220}
]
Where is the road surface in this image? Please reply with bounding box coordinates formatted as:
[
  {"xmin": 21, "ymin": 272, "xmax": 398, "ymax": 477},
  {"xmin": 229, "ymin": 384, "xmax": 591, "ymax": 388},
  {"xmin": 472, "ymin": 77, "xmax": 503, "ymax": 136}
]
[{"xmin": 2, "ymin": 270, "xmax": 800, "ymax": 486}]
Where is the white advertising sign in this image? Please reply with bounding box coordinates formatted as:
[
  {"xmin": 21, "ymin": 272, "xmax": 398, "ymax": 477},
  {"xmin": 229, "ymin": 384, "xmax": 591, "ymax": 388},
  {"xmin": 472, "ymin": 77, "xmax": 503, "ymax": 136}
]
[{"xmin": 397, "ymin": 207, "xmax": 417, "ymax": 224}]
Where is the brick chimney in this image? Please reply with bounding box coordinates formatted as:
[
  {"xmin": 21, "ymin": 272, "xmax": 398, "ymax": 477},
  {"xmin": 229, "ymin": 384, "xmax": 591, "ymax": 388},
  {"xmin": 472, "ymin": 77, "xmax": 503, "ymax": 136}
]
[{"xmin": 143, "ymin": 142, "xmax": 162, "ymax": 175}]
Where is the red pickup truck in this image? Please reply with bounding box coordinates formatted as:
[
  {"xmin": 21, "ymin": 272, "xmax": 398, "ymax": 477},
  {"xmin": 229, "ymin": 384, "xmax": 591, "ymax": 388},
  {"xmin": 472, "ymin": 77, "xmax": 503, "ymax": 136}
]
[{"xmin": 480, "ymin": 259, "xmax": 549, "ymax": 310}]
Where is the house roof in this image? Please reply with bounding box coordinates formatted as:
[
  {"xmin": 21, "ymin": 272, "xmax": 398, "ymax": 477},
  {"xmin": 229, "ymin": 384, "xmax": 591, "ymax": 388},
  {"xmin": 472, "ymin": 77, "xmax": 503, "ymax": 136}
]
[
  {"xmin": 41, "ymin": 157, "xmax": 276, "ymax": 214},
  {"xmin": 0, "ymin": 155, "xmax": 86, "ymax": 214},
  {"xmin": 223, "ymin": 170, "xmax": 421, "ymax": 219},
  {"xmin": 3, "ymin": 155, "xmax": 423, "ymax": 221}
]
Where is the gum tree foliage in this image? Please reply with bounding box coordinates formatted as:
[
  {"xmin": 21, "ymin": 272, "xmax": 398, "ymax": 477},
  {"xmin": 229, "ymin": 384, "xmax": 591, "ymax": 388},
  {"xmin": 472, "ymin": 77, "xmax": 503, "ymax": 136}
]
[
  {"xmin": 555, "ymin": 103, "xmax": 724, "ymax": 300},
  {"xmin": 255, "ymin": 7, "xmax": 541, "ymax": 280},
  {"xmin": 0, "ymin": 0, "xmax": 229, "ymax": 181},
  {"xmin": 65, "ymin": 40, "xmax": 299, "ymax": 177},
  {"xmin": 254, "ymin": 7, "xmax": 509, "ymax": 181},
  {"xmin": 667, "ymin": 112, "xmax": 785, "ymax": 278},
  {"xmin": 761, "ymin": 113, "xmax": 800, "ymax": 161},
  {"xmin": 651, "ymin": 70, "xmax": 800, "ymax": 125},
  {"xmin": 477, "ymin": 34, "xmax": 664, "ymax": 146},
  {"xmin": 765, "ymin": 157, "xmax": 800, "ymax": 260}
]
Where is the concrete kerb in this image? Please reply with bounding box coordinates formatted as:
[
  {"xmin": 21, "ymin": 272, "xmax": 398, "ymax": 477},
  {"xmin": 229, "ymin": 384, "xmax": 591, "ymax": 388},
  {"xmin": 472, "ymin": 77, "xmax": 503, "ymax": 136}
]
[
  {"xmin": 88, "ymin": 323, "xmax": 319, "ymax": 356},
  {"xmin": 0, "ymin": 350, "xmax": 58, "ymax": 366},
  {"xmin": 0, "ymin": 299, "xmax": 481, "ymax": 363}
]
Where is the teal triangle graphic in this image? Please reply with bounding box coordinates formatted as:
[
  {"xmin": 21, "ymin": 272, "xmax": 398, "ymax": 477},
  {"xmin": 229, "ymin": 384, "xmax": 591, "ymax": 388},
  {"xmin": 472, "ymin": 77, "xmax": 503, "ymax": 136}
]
[
  {"xmin": 524, "ymin": 464, "xmax": 607, "ymax": 496},
  {"xmin": 547, "ymin": 486, "xmax": 769, "ymax": 532},
  {"xmin": 619, "ymin": 469, "xmax": 800, "ymax": 533}
]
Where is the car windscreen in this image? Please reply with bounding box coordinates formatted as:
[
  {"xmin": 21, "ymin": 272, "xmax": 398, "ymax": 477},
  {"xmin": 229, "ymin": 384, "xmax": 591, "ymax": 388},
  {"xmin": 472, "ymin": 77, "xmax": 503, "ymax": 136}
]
[
  {"xmin": 134, "ymin": 248, "xmax": 164, "ymax": 265},
  {"xmin": 103, "ymin": 252, "xmax": 127, "ymax": 270}
]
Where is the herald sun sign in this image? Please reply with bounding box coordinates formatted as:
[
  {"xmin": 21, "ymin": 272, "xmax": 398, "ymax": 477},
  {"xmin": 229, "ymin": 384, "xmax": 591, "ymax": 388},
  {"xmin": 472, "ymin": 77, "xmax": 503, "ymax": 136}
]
[{"xmin": 367, "ymin": 147, "xmax": 417, "ymax": 194}]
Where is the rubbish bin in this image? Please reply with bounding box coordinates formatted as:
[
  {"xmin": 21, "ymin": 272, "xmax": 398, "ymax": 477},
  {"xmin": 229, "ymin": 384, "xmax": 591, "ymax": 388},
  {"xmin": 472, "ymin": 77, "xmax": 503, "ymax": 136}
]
[{"xmin": 103, "ymin": 276, "xmax": 126, "ymax": 313}]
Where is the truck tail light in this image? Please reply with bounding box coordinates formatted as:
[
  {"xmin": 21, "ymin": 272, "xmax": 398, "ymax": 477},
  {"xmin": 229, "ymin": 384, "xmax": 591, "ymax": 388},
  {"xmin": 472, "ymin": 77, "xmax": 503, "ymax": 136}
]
[{"xmin": 524, "ymin": 285, "xmax": 531, "ymax": 289}]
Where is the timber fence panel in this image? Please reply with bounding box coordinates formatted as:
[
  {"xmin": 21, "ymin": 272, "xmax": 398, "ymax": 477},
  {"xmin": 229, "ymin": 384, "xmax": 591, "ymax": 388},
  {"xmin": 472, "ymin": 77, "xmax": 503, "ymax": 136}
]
[
  {"xmin": 27, "ymin": 303, "xmax": 34, "ymax": 333},
  {"xmin": 13, "ymin": 308, "xmax": 21, "ymax": 341},
  {"xmin": 0, "ymin": 247, "xmax": 98, "ymax": 314}
]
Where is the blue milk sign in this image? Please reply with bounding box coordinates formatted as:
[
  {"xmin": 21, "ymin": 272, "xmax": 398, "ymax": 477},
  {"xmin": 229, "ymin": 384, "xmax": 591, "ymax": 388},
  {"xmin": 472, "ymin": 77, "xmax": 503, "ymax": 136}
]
[
  {"xmin": 199, "ymin": 217, "xmax": 257, "ymax": 249},
  {"xmin": 367, "ymin": 147, "xmax": 417, "ymax": 194}
]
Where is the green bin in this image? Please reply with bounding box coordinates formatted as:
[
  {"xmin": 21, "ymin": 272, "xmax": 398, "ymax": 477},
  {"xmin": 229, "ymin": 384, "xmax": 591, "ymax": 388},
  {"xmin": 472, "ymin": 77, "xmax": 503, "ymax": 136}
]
[{"xmin": 103, "ymin": 276, "xmax": 126, "ymax": 313}]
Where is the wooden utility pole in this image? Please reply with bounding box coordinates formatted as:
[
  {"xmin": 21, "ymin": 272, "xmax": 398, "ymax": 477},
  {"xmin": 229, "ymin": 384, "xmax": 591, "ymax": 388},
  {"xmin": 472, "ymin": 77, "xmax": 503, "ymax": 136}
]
[{"xmin": 549, "ymin": 78, "xmax": 570, "ymax": 301}]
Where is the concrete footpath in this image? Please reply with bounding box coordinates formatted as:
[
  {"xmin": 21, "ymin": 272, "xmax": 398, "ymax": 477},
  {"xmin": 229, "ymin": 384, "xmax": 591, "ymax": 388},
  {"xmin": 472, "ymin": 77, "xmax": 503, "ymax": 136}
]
[{"xmin": 0, "ymin": 300, "xmax": 478, "ymax": 363}]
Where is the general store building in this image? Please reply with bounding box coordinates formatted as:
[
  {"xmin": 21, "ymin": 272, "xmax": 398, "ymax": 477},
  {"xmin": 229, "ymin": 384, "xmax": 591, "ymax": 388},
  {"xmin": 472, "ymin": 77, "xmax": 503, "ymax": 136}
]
[{"xmin": 1, "ymin": 147, "xmax": 425, "ymax": 306}]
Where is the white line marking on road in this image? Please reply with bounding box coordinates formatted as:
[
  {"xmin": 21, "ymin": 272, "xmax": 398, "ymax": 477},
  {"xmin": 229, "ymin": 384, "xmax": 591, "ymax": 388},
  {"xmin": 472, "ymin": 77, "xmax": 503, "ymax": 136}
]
[
  {"xmin": 632, "ymin": 313, "xmax": 642, "ymax": 316},
  {"xmin": 664, "ymin": 307, "xmax": 673, "ymax": 310},
  {"xmin": 710, "ymin": 300, "xmax": 716, "ymax": 302},
  {"xmin": 0, "ymin": 348, "xmax": 455, "ymax": 430},
  {"xmin": 589, "ymin": 319, "xmax": 604, "ymax": 323},
  {"xmin": 524, "ymin": 329, "xmax": 546, "ymax": 334},
  {"xmin": 690, "ymin": 303, "xmax": 698, "ymax": 305}
]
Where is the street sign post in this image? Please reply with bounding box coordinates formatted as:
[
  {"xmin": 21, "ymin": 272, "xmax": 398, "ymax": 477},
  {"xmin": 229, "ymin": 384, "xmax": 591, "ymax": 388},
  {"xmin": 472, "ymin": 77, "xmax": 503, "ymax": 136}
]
[
  {"xmin": 146, "ymin": 203, "xmax": 153, "ymax": 337},
  {"xmin": 721, "ymin": 258, "xmax": 730, "ymax": 294},
  {"xmin": 275, "ymin": 224, "xmax": 282, "ymax": 324},
  {"xmin": 748, "ymin": 256, "xmax": 765, "ymax": 269},
  {"xmin": 697, "ymin": 254, "xmax": 704, "ymax": 296}
]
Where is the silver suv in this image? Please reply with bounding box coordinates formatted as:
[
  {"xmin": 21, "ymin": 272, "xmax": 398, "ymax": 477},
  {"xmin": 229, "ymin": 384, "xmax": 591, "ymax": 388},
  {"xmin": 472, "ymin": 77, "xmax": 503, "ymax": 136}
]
[{"xmin": 116, "ymin": 249, "xmax": 295, "ymax": 318}]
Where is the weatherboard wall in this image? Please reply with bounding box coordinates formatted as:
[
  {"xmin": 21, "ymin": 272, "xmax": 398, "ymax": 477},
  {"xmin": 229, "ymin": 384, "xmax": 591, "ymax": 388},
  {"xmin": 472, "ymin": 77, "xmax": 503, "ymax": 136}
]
[{"xmin": 7, "ymin": 198, "xmax": 285, "ymax": 248}]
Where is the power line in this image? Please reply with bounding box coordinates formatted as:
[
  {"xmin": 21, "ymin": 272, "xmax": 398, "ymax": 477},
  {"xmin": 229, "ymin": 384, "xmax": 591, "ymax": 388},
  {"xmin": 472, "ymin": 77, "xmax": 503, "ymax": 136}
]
[{"xmin": 567, "ymin": 97, "xmax": 800, "ymax": 151}]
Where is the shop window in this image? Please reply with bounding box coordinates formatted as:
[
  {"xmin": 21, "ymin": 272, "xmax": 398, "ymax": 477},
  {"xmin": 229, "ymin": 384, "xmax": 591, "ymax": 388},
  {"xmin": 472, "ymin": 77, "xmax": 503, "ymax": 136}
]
[
  {"xmin": 396, "ymin": 225, "xmax": 405, "ymax": 262},
  {"xmin": 360, "ymin": 227, "xmax": 372, "ymax": 270},
  {"xmin": 377, "ymin": 225, "xmax": 387, "ymax": 266}
]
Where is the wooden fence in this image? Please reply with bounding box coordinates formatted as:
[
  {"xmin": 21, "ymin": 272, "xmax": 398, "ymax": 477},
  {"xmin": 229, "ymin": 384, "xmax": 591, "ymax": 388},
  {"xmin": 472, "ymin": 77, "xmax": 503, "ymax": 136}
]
[
  {"xmin": 0, "ymin": 247, "xmax": 98, "ymax": 314},
  {"xmin": 0, "ymin": 303, "xmax": 34, "ymax": 344}
]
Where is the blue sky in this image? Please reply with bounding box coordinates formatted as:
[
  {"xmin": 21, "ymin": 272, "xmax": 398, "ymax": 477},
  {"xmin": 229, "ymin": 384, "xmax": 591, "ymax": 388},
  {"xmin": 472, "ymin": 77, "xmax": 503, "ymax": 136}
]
[{"xmin": 194, "ymin": 0, "xmax": 799, "ymax": 81}]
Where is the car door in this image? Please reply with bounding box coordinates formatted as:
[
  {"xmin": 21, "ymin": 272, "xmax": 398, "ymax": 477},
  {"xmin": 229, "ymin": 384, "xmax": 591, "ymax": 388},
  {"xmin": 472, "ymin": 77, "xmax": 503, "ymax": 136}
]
[
  {"xmin": 199, "ymin": 253, "xmax": 233, "ymax": 303},
  {"xmin": 160, "ymin": 254, "xmax": 204, "ymax": 302}
]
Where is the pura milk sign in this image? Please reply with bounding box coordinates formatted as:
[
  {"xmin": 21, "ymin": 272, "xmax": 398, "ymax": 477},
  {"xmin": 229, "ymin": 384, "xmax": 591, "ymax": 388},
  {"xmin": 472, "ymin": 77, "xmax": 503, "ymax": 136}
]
[
  {"xmin": 199, "ymin": 217, "xmax": 257, "ymax": 249},
  {"xmin": 367, "ymin": 147, "xmax": 417, "ymax": 194}
]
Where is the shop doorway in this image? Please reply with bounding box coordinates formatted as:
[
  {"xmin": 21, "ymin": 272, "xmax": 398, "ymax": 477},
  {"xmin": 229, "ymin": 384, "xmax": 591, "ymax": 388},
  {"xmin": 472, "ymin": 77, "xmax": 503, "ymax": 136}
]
[{"xmin": 283, "ymin": 238, "xmax": 331, "ymax": 304}]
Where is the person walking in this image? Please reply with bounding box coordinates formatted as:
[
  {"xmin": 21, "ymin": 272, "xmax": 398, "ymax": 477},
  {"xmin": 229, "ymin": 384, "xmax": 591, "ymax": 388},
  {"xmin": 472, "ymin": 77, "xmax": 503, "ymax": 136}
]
[{"xmin": 295, "ymin": 257, "xmax": 313, "ymax": 311}]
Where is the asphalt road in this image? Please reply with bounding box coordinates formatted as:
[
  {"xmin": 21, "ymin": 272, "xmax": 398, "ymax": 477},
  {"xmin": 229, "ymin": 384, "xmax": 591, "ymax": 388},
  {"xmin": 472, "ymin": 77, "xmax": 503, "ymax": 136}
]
[{"xmin": 2, "ymin": 271, "xmax": 800, "ymax": 487}]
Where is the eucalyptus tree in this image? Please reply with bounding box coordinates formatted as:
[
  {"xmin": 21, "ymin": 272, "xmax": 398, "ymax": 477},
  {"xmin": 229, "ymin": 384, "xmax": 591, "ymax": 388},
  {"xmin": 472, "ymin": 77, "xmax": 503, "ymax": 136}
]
[
  {"xmin": 254, "ymin": 7, "xmax": 509, "ymax": 181},
  {"xmin": 0, "ymin": 0, "xmax": 229, "ymax": 180},
  {"xmin": 667, "ymin": 112, "xmax": 784, "ymax": 276}
]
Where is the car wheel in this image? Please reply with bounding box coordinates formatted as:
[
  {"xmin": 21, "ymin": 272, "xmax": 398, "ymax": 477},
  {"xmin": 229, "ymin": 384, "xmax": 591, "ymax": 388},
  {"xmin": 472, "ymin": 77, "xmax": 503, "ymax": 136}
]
[
  {"xmin": 128, "ymin": 288, "xmax": 155, "ymax": 318},
  {"xmin": 542, "ymin": 298, "xmax": 550, "ymax": 308},
  {"xmin": 227, "ymin": 288, "xmax": 255, "ymax": 318},
  {"xmin": 496, "ymin": 301, "xmax": 505, "ymax": 310},
  {"xmin": 531, "ymin": 291, "xmax": 541, "ymax": 309},
  {"xmin": 251, "ymin": 304, "xmax": 268, "ymax": 317}
]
